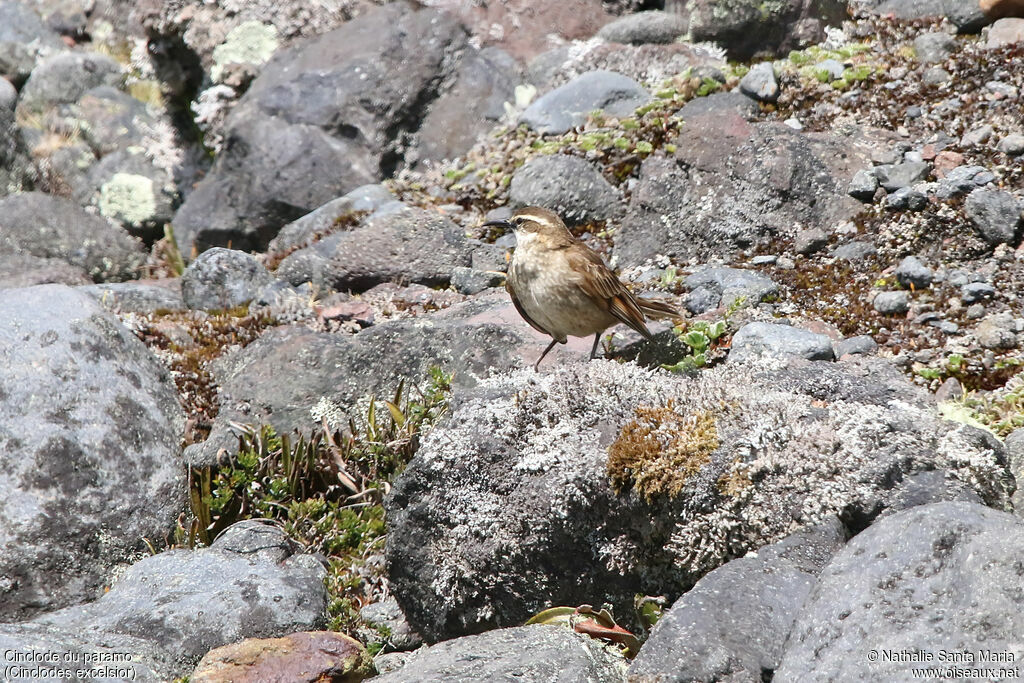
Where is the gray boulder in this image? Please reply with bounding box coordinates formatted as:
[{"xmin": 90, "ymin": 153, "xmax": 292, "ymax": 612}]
[
  {"xmin": 78, "ymin": 281, "xmax": 186, "ymax": 314},
  {"xmin": 729, "ymin": 322, "xmax": 835, "ymax": 362},
  {"xmin": 277, "ymin": 207, "xmax": 471, "ymax": 292},
  {"xmin": 81, "ymin": 147, "xmax": 178, "ymax": 239},
  {"xmin": 0, "ymin": 1, "xmax": 64, "ymax": 85},
  {"xmin": 738, "ymin": 62, "xmax": 779, "ymax": 103},
  {"xmin": 385, "ymin": 358, "xmax": 1011, "ymax": 641},
  {"xmin": 0, "ymin": 285, "xmax": 184, "ymax": 620},
  {"xmin": 684, "ymin": 266, "xmax": 778, "ymax": 314},
  {"xmin": 181, "ymin": 247, "xmax": 275, "ymax": 311},
  {"xmin": 848, "ymin": 168, "xmax": 880, "ymax": 200},
  {"xmin": 0, "ymin": 252, "xmax": 90, "ymax": 289},
  {"xmin": 873, "ymin": 290, "xmax": 910, "ymax": 315},
  {"xmin": 964, "ymin": 188, "xmax": 1022, "ymax": 246},
  {"xmin": 688, "ymin": 0, "xmax": 847, "ymax": 60},
  {"xmin": 629, "ymin": 519, "xmax": 845, "ymax": 682},
  {"xmin": 0, "ymin": 521, "xmax": 326, "ymax": 680},
  {"xmin": 597, "ymin": 10, "xmax": 689, "ymax": 45},
  {"xmin": 0, "ymin": 107, "xmax": 34, "ymax": 196},
  {"xmin": 0, "ymin": 192, "xmax": 146, "ymax": 282},
  {"xmin": 1006, "ymin": 428, "xmax": 1024, "ymax": 513},
  {"xmin": 777, "ymin": 502, "xmax": 1024, "ymax": 681},
  {"xmin": 15, "ymin": 51, "xmax": 123, "ymax": 117},
  {"xmin": 509, "ymin": 155, "xmax": 623, "ymax": 225},
  {"xmin": 854, "ymin": 0, "xmax": 990, "ymax": 33},
  {"xmin": 172, "ymin": 4, "xmax": 470, "ymax": 254},
  {"xmin": 872, "ymin": 161, "xmax": 931, "ymax": 191},
  {"xmin": 373, "ymin": 625, "xmax": 627, "ymax": 682},
  {"xmin": 615, "ymin": 111, "xmax": 869, "ymax": 266},
  {"xmin": 520, "ymin": 70, "xmax": 651, "ymax": 135},
  {"xmin": 912, "ymin": 31, "xmax": 957, "ymax": 62},
  {"xmin": 676, "ymin": 90, "xmax": 760, "ymax": 120},
  {"xmin": 895, "ymin": 254, "xmax": 934, "ymax": 288},
  {"xmin": 934, "ymin": 165, "xmax": 994, "ymax": 199}
]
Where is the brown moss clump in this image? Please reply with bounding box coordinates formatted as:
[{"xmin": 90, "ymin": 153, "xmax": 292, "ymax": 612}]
[
  {"xmin": 608, "ymin": 401, "xmax": 719, "ymax": 501},
  {"xmin": 717, "ymin": 461, "xmax": 753, "ymax": 498}
]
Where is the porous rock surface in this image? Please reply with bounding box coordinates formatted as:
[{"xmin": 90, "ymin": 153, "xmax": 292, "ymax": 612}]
[
  {"xmin": 0, "ymin": 284, "xmax": 184, "ymax": 620},
  {"xmin": 385, "ymin": 358, "xmax": 1011, "ymax": 641}
]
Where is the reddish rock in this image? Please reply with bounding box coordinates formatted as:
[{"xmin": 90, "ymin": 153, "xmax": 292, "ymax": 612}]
[
  {"xmin": 318, "ymin": 300, "xmax": 375, "ymax": 327},
  {"xmin": 986, "ymin": 17, "xmax": 1024, "ymax": 47},
  {"xmin": 191, "ymin": 631, "xmax": 375, "ymax": 683},
  {"xmin": 933, "ymin": 150, "xmax": 965, "ymax": 177},
  {"xmin": 980, "ymin": 0, "xmax": 1024, "ymax": 19}
]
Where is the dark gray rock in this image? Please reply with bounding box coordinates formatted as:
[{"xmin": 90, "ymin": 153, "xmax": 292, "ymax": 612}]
[
  {"xmin": 777, "ymin": 502, "xmax": 1024, "ymax": 681},
  {"xmin": 415, "ymin": 46, "xmax": 520, "ymax": 165},
  {"xmin": 999, "ymin": 133, "xmax": 1024, "ymax": 156},
  {"xmin": 78, "ymin": 281, "xmax": 186, "ymax": 314},
  {"xmin": 684, "ymin": 266, "xmax": 778, "ymax": 314},
  {"xmin": 385, "ymin": 358, "xmax": 1011, "ymax": 641},
  {"xmin": 687, "ymin": 0, "xmax": 847, "ymax": 60},
  {"xmin": 729, "ymin": 322, "xmax": 835, "ymax": 362},
  {"xmin": 0, "ymin": 252, "xmax": 91, "ymax": 288},
  {"xmin": 934, "ymin": 376, "xmax": 963, "ymax": 403},
  {"xmin": 629, "ymin": 519, "xmax": 845, "ymax": 682},
  {"xmin": 934, "ymin": 165, "xmax": 995, "ymax": 199},
  {"xmin": 873, "ymin": 290, "xmax": 910, "ymax": 314},
  {"xmin": 1, "ymin": 520, "xmax": 327, "ymax": 680},
  {"xmin": 277, "ymin": 207, "xmax": 471, "ymax": 292},
  {"xmin": 71, "ymin": 86, "xmax": 159, "ymax": 157},
  {"xmin": 80, "ymin": 146, "xmax": 178, "ymax": 238},
  {"xmin": 832, "ymin": 240, "xmax": 877, "ymax": 261},
  {"xmin": 185, "ymin": 291, "xmax": 559, "ymax": 466},
  {"xmin": 0, "ymin": 285, "xmax": 184, "ymax": 620},
  {"xmin": 508, "ymin": 155, "xmax": 623, "ymax": 225},
  {"xmin": 267, "ymin": 184, "xmax": 398, "ymax": 257},
  {"xmin": 961, "ymin": 281, "xmax": 995, "ymax": 304},
  {"xmin": 15, "ymin": 51, "xmax": 123, "ymax": 117},
  {"xmin": 0, "ymin": 75, "xmax": 13, "ymax": 110},
  {"xmin": 181, "ymin": 247, "xmax": 275, "ymax": 311},
  {"xmin": 373, "ymin": 626, "xmax": 626, "ymax": 682},
  {"xmin": 450, "ymin": 267, "xmax": 504, "ymax": 295},
  {"xmin": 0, "ymin": 1, "xmax": 64, "ymax": 85},
  {"xmin": 172, "ymin": 4, "xmax": 469, "ymax": 254},
  {"xmin": 615, "ymin": 113, "xmax": 869, "ymax": 266},
  {"xmin": 848, "ymin": 168, "xmax": 880, "ymax": 200},
  {"xmin": 964, "ymin": 187, "xmax": 1022, "ymax": 246},
  {"xmin": 520, "ymin": 70, "xmax": 651, "ymax": 135},
  {"xmin": 834, "ymin": 334, "xmax": 878, "ymax": 357},
  {"xmin": 895, "ymin": 255, "xmax": 933, "ymax": 288},
  {"xmin": 738, "ymin": 62, "xmax": 779, "ymax": 103},
  {"xmin": 0, "ymin": 192, "xmax": 145, "ymax": 282},
  {"xmin": 676, "ymin": 90, "xmax": 760, "ymax": 120},
  {"xmin": 470, "ymin": 242, "xmax": 511, "ymax": 273},
  {"xmin": 872, "ymin": 161, "xmax": 931, "ymax": 191},
  {"xmin": 855, "ymin": 0, "xmax": 990, "ymax": 33},
  {"xmin": 598, "ymin": 10, "xmax": 689, "ymax": 44},
  {"xmin": 913, "ymin": 31, "xmax": 956, "ymax": 62},
  {"xmin": 884, "ymin": 186, "xmax": 928, "ymax": 211}
]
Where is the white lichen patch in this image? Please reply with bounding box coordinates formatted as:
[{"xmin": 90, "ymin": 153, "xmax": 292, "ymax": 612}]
[
  {"xmin": 211, "ymin": 21, "xmax": 279, "ymax": 83},
  {"xmin": 98, "ymin": 173, "xmax": 157, "ymax": 226}
]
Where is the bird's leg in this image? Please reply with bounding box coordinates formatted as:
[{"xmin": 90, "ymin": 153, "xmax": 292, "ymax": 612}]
[
  {"xmin": 590, "ymin": 332, "xmax": 602, "ymax": 360},
  {"xmin": 534, "ymin": 339, "xmax": 559, "ymax": 372}
]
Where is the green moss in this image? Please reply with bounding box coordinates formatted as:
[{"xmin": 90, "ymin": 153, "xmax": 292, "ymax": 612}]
[{"xmin": 608, "ymin": 402, "xmax": 720, "ymax": 501}]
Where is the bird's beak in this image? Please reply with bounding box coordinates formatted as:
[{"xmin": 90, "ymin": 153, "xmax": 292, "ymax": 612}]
[{"xmin": 481, "ymin": 219, "xmax": 513, "ymax": 231}]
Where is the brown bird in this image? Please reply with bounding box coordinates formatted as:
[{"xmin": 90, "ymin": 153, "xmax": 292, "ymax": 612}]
[{"xmin": 483, "ymin": 207, "xmax": 680, "ymax": 371}]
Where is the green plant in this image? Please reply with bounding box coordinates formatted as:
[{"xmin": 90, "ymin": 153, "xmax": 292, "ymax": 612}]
[
  {"xmin": 186, "ymin": 367, "xmax": 454, "ymax": 647},
  {"xmin": 662, "ymin": 297, "xmax": 744, "ymax": 373}
]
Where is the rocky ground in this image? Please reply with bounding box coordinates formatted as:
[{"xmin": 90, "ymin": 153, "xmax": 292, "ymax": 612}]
[{"xmin": 1, "ymin": 0, "xmax": 1024, "ymax": 681}]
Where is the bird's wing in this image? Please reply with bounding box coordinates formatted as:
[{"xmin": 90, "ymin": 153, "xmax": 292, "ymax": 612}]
[
  {"xmin": 505, "ymin": 277, "xmax": 550, "ymax": 336},
  {"xmin": 570, "ymin": 248, "xmax": 653, "ymax": 341}
]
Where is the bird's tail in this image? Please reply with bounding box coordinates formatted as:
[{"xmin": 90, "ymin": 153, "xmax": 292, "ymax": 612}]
[{"xmin": 637, "ymin": 297, "xmax": 683, "ymax": 322}]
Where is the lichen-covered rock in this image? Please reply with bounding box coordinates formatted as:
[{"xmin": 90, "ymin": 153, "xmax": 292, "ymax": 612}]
[
  {"xmin": 776, "ymin": 502, "xmax": 1024, "ymax": 680},
  {"xmin": 191, "ymin": 630, "xmax": 373, "ymax": 683},
  {"xmin": 0, "ymin": 284, "xmax": 184, "ymax": 620},
  {"xmin": 385, "ymin": 358, "xmax": 1011, "ymax": 641},
  {"xmin": 372, "ymin": 625, "xmax": 627, "ymax": 682},
  {"xmin": 0, "ymin": 520, "xmax": 327, "ymax": 680},
  {"xmin": 0, "ymin": 1, "xmax": 64, "ymax": 85},
  {"xmin": 181, "ymin": 247, "xmax": 275, "ymax": 311},
  {"xmin": 614, "ymin": 111, "xmax": 871, "ymax": 266},
  {"xmin": 0, "ymin": 192, "xmax": 146, "ymax": 282},
  {"xmin": 15, "ymin": 51, "xmax": 124, "ymax": 117}
]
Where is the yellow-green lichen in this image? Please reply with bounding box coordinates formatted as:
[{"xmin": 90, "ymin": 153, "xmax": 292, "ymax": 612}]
[
  {"xmin": 211, "ymin": 21, "xmax": 279, "ymax": 83},
  {"xmin": 99, "ymin": 172, "xmax": 157, "ymax": 225},
  {"xmin": 608, "ymin": 402, "xmax": 720, "ymax": 501}
]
